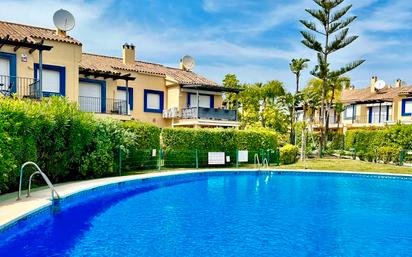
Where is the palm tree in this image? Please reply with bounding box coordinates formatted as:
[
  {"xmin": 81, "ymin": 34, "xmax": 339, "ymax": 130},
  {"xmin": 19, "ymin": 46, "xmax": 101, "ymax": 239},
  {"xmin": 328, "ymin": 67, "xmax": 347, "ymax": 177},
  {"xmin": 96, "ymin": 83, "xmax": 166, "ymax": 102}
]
[
  {"xmin": 300, "ymin": 89, "xmax": 321, "ymax": 162},
  {"xmin": 324, "ymin": 76, "xmax": 350, "ymax": 145},
  {"xmin": 289, "ymin": 58, "xmax": 310, "ymax": 145},
  {"xmin": 290, "ymin": 58, "xmax": 310, "ymax": 94}
]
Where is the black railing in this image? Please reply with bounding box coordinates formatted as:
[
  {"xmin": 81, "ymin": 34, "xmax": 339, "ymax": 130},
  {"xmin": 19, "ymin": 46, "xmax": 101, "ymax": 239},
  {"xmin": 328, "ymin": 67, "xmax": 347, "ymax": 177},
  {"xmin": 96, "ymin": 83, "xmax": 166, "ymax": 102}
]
[
  {"xmin": 79, "ymin": 96, "xmax": 128, "ymax": 115},
  {"xmin": 180, "ymin": 107, "xmax": 238, "ymax": 121},
  {"xmin": 0, "ymin": 75, "xmax": 40, "ymax": 98}
]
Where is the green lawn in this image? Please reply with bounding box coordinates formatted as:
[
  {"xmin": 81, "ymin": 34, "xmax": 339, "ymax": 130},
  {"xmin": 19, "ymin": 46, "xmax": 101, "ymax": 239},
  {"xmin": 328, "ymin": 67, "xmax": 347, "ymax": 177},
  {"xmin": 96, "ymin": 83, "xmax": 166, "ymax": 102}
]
[
  {"xmin": 278, "ymin": 158, "xmax": 412, "ymax": 175},
  {"xmin": 124, "ymin": 158, "xmax": 412, "ymax": 176}
]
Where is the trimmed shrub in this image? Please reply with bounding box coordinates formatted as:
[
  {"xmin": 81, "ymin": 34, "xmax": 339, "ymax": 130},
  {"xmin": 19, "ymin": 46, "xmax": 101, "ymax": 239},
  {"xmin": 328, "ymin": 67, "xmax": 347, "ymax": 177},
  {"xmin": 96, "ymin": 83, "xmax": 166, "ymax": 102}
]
[
  {"xmin": 280, "ymin": 144, "xmax": 298, "ymax": 164},
  {"xmin": 377, "ymin": 146, "xmax": 401, "ymax": 164},
  {"xmin": 121, "ymin": 121, "xmax": 161, "ymax": 170},
  {"xmin": 0, "ymin": 97, "xmax": 160, "ymax": 194},
  {"xmin": 162, "ymin": 128, "xmax": 278, "ymax": 167}
]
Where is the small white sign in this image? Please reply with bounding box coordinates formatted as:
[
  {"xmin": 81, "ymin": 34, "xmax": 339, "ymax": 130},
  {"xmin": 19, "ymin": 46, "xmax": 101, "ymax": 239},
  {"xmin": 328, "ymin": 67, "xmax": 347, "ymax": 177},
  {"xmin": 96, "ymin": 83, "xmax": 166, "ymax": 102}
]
[
  {"xmin": 21, "ymin": 54, "xmax": 27, "ymax": 62},
  {"xmin": 238, "ymin": 150, "xmax": 249, "ymax": 162},
  {"xmin": 208, "ymin": 152, "xmax": 225, "ymax": 165},
  {"xmin": 152, "ymin": 149, "xmax": 157, "ymax": 157},
  {"xmin": 226, "ymin": 156, "xmax": 231, "ymax": 162}
]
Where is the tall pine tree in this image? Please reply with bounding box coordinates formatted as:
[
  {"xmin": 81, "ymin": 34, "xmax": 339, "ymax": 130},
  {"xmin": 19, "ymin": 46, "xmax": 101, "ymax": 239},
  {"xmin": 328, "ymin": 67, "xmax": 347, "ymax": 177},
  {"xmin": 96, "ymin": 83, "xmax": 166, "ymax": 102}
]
[{"xmin": 300, "ymin": 0, "xmax": 364, "ymax": 156}]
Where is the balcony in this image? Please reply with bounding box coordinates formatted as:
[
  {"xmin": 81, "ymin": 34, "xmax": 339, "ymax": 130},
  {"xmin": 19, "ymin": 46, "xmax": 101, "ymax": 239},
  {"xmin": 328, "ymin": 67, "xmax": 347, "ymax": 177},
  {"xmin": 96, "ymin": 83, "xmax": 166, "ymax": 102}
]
[
  {"xmin": 79, "ymin": 96, "xmax": 128, "ymax": 115},
  {"xmin": 164, "ymin": 107, "xmax": 239, "ymax": 128},
  {"xmin": 0, "ymin": 75, "xmax": 40, "ymax": 98},
  {"xmin": 346, "ymin": 115, "xmax": 394, "ymax": 125},
  {"xmin": 181, "ymin": 107, "xmax": 237, "ymax": 121}
]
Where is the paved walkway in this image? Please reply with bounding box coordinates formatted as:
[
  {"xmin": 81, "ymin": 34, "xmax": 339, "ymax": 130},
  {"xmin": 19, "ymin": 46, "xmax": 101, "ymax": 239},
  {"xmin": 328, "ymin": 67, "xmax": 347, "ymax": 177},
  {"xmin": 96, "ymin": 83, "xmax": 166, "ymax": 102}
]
[{"xmin": 1, "ymin": 168, "xmax": 411, "ymax": 231}]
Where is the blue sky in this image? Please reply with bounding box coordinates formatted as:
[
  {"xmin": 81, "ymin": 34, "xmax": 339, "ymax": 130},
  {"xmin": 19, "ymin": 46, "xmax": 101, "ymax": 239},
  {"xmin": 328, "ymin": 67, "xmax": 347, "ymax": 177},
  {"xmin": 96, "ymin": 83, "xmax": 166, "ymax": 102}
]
[{"xmin": 1, "ymin": 0, "xmax": 411, "ymax": 91}]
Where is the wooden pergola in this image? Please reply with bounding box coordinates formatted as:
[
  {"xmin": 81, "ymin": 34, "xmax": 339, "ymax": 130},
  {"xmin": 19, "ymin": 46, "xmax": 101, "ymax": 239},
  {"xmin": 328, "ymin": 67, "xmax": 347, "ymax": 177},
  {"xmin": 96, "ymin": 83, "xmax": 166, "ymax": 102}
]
[
  {"xmin": 79, "ymin": 67, "xmax": 136, "ymax": 115},
  {"xmin": 0, "ymin": 35, "xmax": 53, "ymax": 99}
]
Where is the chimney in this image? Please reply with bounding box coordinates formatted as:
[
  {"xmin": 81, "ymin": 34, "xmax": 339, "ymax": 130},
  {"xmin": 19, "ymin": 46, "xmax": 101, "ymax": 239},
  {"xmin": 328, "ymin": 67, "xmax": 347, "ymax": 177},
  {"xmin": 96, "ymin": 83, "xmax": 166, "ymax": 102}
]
[
  {"xmin": 370, "ymin": 76, "xmax": 378, "ymax": 92},
  {"xmin": 122, "ymin": 43, "xmax": 135, "ymax": 65},
  {"xmin": 56, "ymin": 29, "xmax": 66, "ymax": 36},
  {"xmin": 179, "ymin": 59, "xmax": 184, "ymax": 70},
  {"xmin": 395, "ymin": 79, "xmax": 402, "ymax": 88}
]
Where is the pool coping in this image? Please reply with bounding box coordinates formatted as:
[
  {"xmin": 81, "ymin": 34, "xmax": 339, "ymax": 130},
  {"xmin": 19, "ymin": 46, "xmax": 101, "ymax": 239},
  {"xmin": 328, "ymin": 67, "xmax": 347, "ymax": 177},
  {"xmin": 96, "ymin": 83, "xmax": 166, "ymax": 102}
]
[{"xmin": 1, "ymin": 168, "xmax": 412, "ymax": 232}]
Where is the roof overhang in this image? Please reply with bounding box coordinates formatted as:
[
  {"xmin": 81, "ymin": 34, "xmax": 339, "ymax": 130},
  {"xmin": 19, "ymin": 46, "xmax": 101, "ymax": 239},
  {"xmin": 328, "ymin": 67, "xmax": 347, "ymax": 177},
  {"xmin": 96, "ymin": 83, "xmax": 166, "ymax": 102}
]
[
  {"xmin": 0, "ymin": 36, "xmax": 53, "ymax": 53},
  {"xmin": 182, "ymin": 84, "xmax": 241, "ymax": 93},
  {"xmin": 80, "ymin": 68, "xmax": 136, "ymax": 81}
]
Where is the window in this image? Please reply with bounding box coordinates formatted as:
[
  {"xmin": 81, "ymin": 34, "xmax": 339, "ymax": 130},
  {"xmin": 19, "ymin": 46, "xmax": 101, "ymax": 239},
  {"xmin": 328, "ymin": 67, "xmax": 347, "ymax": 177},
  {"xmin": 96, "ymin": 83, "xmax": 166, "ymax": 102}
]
[
  {"xmin": 117, "ymin": 87, "xmax": 134, "ymax": 111},
  {"xmin": 368, "ymin": 105, "xmax": 392, "ymax": 123},
  {"xmin": 34, "ymin": 64, "xmax": 66, "ymax": 96},
  {"xmin": 79, "ymin": 78, "xmax": 106, "ymax": 113},
  {"xmin": 188, "ymin": 93, "xmax": 214, "ymax": 108},
  {"xmin": 344, "ymin": 105, "xmax": 355, "ymax": 119},
  {"xmin": 0, "ymin": 52, "xmax": 16, "ymax": 92},
  {"xmin": 144, "ymin": 89, "xmax": 164, "ymax": 113},
  {"xmin": 402, "ymin": 99, "xmax": 412, "ymax": 116}
]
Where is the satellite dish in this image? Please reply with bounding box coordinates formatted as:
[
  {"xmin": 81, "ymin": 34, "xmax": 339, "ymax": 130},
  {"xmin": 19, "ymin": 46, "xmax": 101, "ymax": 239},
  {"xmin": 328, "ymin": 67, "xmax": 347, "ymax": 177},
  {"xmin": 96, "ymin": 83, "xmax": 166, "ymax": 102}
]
[
  {"xmin": 374, "ymin": 80, "xmax": 386, "ymax": 90},
  {"xmin": 53, "ymin": 9, "xmax": 75, "ymax": 31},
  {"xmin": 181, "ymin": 55, "xmax": 195, "ymax": 71}
]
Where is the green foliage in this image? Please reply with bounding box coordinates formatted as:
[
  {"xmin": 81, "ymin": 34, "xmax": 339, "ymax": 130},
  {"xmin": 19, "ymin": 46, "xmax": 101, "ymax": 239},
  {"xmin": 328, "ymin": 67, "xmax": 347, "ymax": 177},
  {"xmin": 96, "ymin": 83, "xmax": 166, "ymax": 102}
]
[
  {"xmin": 280, "ymin": 144, "xmax": 299, "ymax": 164},
  {"xmin": 237, "ymin": 80, "xmax": 288, "ymax": 133},
  {"xmin": 345, "ymin": 125, "xmax": 412, "ymax": 163},
  {"xmin": 377, "ymin": 146, "xmax": 401, "ymax": 164},
  {"xmin": 121, "ymin": 121, "xmax": 161, "ymax": 170},
  {"xmin": 0, "ymin": 97, "xmax": 159, "ymax": 194},
  {"xmin": 162, "ymin": 128, "xmax": 278, "ymax": 167}
]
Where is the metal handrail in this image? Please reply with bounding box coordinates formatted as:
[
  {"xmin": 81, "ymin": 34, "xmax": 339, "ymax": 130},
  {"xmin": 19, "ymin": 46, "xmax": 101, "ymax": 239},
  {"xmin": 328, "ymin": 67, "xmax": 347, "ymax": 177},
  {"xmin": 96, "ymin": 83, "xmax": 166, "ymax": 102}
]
[
  {"xmin": 17, "ymin": 161, "xmax": 60, "ymax": 201},
  {"xmin": 254, "ymin": 154, "xmax": 261, "ymax": 169},
  {"xmin": 262, "ymin": 158, "xmax": 269, "ymax": 168}
]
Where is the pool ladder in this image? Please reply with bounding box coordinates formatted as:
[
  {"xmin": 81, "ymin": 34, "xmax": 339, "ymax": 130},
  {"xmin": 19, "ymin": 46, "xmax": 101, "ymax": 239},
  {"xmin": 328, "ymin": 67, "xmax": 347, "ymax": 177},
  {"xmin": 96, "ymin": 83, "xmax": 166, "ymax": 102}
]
[
  {"xmin": 254, "ymin": 154, "xmax": 269, "ymax": 169},
  {"xmin": 17, "ymin": 161, "xmax": 60, "ymax": 201}
]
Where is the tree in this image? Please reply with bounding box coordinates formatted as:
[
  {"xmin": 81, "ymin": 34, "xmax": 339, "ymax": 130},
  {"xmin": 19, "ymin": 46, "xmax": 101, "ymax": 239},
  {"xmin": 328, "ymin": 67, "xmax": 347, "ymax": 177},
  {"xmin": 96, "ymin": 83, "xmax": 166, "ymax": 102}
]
[
  {"xmin": 289, "ymin": 58, "xmax": 310, "ymax": 144},
  {"xmin": 324, "ymin": 76, "xmax": 350, "ymax": 136},
  {"xmin": 300, "ymin": 84, "xmax": 321, "ymax": 160},
  {"xmin": 223, "ymin": 74, "xmax": 241, "ymax": 109},
  {"xmin": 237, "ymin": 80, "xmax": 288, "ymax": 133},
  {"xmin": 300, "ymin": 0, "xmax": 365, "ymax": 156},
  {"xmin": 290, "ymin": 58, "xmax": 310, "ymax": 94}
]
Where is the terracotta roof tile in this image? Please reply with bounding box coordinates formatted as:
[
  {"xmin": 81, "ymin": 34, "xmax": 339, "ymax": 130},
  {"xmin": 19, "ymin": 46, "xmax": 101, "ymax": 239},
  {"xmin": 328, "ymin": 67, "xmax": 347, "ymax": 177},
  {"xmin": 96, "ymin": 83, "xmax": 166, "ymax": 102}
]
[
  {"xmin": 0, "ymin": 21, "xmax": 81, "ymax": 45},
  {"xmin": 341, "ymin": 85, "xmax": 412, "ymax": 103},
  {"xmin": 80, "ymin": 53, "xmax": 219, "ymax": 86}
]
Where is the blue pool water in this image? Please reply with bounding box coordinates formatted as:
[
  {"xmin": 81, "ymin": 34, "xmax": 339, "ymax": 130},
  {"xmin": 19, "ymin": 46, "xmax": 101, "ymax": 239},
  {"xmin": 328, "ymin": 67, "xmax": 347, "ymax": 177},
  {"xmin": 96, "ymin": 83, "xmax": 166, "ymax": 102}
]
[{"xmin": 1, "ymin": 172, "xmax": 412, "ymax": 257}]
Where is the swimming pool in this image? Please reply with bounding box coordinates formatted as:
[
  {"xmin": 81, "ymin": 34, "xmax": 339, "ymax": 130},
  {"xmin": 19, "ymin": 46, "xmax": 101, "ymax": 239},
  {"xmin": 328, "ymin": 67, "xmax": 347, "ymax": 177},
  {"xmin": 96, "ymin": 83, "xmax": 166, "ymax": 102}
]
[{"xmin": 1, "ymin": 171, "xmax": 412, "ymax": 256}]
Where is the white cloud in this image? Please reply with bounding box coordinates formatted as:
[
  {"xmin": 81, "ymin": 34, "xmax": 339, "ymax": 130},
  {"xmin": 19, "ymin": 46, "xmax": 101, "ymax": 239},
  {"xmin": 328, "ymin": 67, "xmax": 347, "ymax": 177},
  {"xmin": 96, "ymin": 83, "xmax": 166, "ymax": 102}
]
[{"xmin": 1, "ymin": 0, "xmax": 412, "ymax": 92}]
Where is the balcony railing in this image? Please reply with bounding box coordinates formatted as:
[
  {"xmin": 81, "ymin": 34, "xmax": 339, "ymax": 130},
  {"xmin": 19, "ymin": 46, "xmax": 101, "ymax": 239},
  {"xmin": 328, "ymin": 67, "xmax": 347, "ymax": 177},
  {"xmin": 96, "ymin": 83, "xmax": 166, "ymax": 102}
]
[
  {"xmin": 346, "ymin": 115, "xmax": 393, "ymax": 124},
  {"xmin": 79, "ymin": 96, "xmax": 128, "ymax": 115},
  {"xmin": 180, "ymin": 107, "xmax": 238, "ymax": 121},
  {"xmin": 0, "ymin": 75, "xmax": 40, "ymax": 98}
]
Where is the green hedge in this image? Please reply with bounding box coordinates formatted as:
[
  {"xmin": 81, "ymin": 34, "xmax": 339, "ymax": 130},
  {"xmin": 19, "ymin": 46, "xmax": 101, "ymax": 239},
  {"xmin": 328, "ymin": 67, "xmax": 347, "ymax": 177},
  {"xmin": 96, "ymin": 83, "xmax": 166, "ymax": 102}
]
[
  {"xmin": 162, "ymin": 128, "xmax": 278, "ymax": 167},
  {"xmin": 345, "ymin": 125, "xmax": 412, "ymax": 163},
  {"xmin": 121, "ymin": 121, "xmax": 161, "ymax": 170},
  {"xmin": 280, "ymin": 144, "xmax": 299, "ymax": 164},
  {"xmin": 0, "ymin": 97, "xmax": 160, "ymax": 194}
]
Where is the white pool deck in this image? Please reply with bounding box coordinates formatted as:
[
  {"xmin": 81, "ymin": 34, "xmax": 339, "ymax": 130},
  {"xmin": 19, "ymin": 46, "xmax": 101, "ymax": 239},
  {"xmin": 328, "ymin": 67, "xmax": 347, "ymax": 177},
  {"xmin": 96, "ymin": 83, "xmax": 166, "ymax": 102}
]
[{"xmin": 1, "ymin": 168, "xmax": 411, "ymax": 231}]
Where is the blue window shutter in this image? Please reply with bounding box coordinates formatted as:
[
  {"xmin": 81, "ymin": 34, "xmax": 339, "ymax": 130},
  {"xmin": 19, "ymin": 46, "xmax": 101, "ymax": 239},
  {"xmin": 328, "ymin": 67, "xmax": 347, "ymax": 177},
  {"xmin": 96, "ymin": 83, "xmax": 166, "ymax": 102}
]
[{"xmin": 368, "ymin": 107, "xmax": 372, "ymax": 123}]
